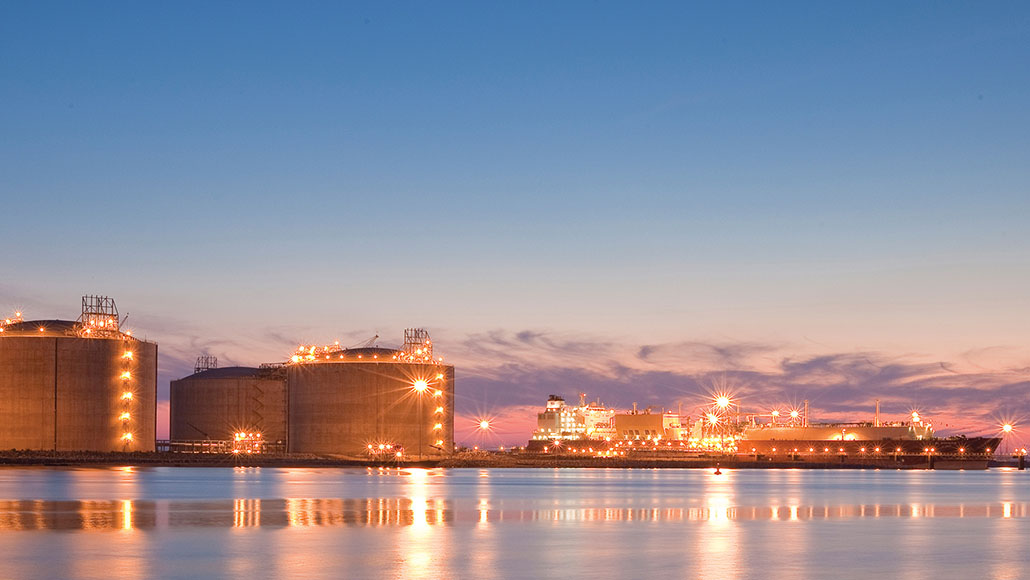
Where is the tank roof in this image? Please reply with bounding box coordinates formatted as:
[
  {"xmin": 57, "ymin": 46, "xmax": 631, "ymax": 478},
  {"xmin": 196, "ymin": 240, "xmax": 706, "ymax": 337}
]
[
  {"xmin": 179, "ymin": 366, "xmax": 271, "ymax": 380},
  {"xmin": 0, "ymin": 319, "xmax": 149, "ymax": 342},
  {"xmin": 1, "ymin": 319, "xmax": 80, "ymax": 336},
  {"xmin": 288, "ymin": 346, "xmax": 405, "ymax": 363}
]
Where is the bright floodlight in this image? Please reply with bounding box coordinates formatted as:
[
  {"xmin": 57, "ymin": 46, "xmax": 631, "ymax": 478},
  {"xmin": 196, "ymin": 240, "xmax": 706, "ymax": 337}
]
[
  {"xmin": 771, "ymin": 410, "xmax": 780, "ymax": 417},
  {"xmin": 479, "ymin": 420, "xmax": 491, "ymax": 430},
  {"xmin": 715, "ymin": 396, "xmax": 730, "ymax": 409},
  {"xmin": 412, "ymin": 379, "xmax": 429, "ymax": 392},
  {"xmin": 790, "ymin": 410, "xmax": 800, "ymax": 419},
  {"xmin": 706, "ymin": 413, "xmax": 720, "ymax": 425},
  {"xmin": 1003, "ymin": 424, "xmax": 1014, "ymax": 433}
]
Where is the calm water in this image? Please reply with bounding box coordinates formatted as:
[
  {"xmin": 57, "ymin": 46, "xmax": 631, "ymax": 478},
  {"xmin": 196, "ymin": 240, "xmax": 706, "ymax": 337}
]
[{"xmin": 0, "ymin": 467, "xmax": 1027, "ymax": 579}]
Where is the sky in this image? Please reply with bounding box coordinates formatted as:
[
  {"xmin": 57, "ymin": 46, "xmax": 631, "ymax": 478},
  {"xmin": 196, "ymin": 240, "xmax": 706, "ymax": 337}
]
[{"xmin": 1, "ymin": 2, "xmax": 1028, "ymax": 447}]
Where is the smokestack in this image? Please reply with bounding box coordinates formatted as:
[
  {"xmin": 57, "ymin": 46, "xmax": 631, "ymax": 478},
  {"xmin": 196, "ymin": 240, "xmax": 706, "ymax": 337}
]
[
  {"xmin": 804, "ymin": 400, "xmax": 809, "ymax": 428},
  {"xmin": 875, "ymin": 399, "xmax": 880, "ymax": 427},
  {"xmin": 579, "ymin": 392, "xmax": 586, "ymax": 407},
  {"xmin": 632, "ymin": 402, "xmax": 638, "ymax": 414}
]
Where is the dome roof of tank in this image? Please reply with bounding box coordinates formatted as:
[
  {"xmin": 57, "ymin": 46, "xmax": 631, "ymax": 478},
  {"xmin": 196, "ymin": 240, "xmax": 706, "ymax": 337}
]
[
  {"xmin": 180, "ymin": 366, "xmax": 270, "ymax": 380},
  {"xmin": 0, "ymin": 319, "xmax": 149, "ymax": 342},
  {"xmin": 0, "ymin": 319, "xmax": 79, "ymax": 336},
  {"xmin": 290, "ymin": 346, "xmax": 404, "ymax": 362}
]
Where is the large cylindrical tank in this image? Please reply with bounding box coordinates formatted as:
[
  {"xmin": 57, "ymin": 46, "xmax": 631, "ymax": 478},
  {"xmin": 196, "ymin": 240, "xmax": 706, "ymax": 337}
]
[
  {"xmin": 287, "ymin": 348, "xmax": 454, "ymax": 456},
  {"xmin": 170, "ymin": 367, "xmax": 287, "ymax": 443},
  {"xmin": 0, "ymin": 320, "xmax": 157, "ymax": 452}
]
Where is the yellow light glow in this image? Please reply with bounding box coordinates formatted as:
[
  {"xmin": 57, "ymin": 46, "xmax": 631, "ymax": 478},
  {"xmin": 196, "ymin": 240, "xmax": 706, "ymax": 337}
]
[
  {"xmin": 435, "ymin": 406, "xmax": 444, "ymax": 414},
  {"xmin": 790, "ymin": 410, "xmax": 800, "ymax": 419},
  {"xmin": 119, "ymin": 412, "xmax": 130, "ymax": 421},
  {"xmin": 433, "ymin": 423, "xmax": 442, "ymax": 430},
  {"xmin": 122, "ymin": 351, "xmax": 133, "ymax": 359},
  {"xmin": 412, "ymin": 379, "xmax": 429, "ymax": 392},
  {"xmin": 715, "ymin": 396, "xmax": 730, "ymax": 408},
  {"xmin": 122, "ymin": 391, "xmax": 133, "ymax": 400},
  {"xmin": 436, "ymin": 373, "xmax": 444, "ymax": 380},
  {"xmin": 433, "ymin": 389, "xmax": 442, "ymax": 397},
  {"xmin": 1003, "ymin": 424, "xmax": 1014, "ymax": 433},
  {"xmin": 771, "ymin": 410, "xmax": 780, "ymax": 417},
  {"xmin": 120, "ymin": 371, "xmax": 132, "ymax": 380},
  {"xmin": 706, "ymin": 413, "xmax": 720, "ymax": 425},
  {"xmin": 479, "ymin": 420, "xmax": 490, "ymax": 430},
  {"xmin": 122, "ymin": 433, "xmax": 133, "ymax": 441}
]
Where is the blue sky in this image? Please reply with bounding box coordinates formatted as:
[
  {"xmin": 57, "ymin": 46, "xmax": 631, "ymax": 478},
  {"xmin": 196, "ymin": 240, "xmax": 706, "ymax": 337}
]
[{"xmin": 2, "ymin": 2, "xmax": 1028, "ymax": 444}]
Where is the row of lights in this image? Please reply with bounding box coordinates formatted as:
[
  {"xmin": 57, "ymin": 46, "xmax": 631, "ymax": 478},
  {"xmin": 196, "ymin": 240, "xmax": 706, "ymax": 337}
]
[
  {"xmin": 288, "ymin": 342, "xmax": 446, "ymax": 364},
  {"xmin": 120, "ymin": 345, "xmax": 135, "ymax": 445},
  {"xmin": 753, "ymin": 446, "xmax": 989, "ymax": 455},
  {"xmin": 413, "ymin": 377, "xmax": 447, "ymax": 448}
]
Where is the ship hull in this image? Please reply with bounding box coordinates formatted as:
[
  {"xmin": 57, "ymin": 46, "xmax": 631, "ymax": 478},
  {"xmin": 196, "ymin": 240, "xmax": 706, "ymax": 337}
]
[{"xmin": 739, "ymin": 437, "xmax": 1001, "ymax": 458}]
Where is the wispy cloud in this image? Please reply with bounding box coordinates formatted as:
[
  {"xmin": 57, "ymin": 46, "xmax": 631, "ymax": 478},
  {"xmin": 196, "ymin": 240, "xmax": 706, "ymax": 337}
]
[
  {"xmin": 444, "ymin": 330, "xmax": 1030, "ymax": 445},
  {"xmin": 123, "ymin": 320, "xmax": 1030, "ymax": 445}
]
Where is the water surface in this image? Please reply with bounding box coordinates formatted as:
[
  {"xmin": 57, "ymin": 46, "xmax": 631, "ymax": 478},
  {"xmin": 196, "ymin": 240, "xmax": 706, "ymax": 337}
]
[{"xmin": 0, "ymin": 466, "xmax": 1027, "ymax": 579}]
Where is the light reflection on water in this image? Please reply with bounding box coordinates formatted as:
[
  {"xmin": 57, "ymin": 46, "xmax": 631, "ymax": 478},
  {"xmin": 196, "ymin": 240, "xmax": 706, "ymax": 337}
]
[
  {"xmin": 0, "ymin": 467, "xmax": 1027, "ymax": 580},
  {"xmin": 0, "ymin": 498, "xmax": 1026, "ymax": 531}
]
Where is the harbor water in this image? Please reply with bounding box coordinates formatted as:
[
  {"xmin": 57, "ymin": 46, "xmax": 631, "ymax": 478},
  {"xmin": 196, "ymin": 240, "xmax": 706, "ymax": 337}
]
[{"xmin": 0, "ymin": 466, "xmax": 1027, "ymax": 579}]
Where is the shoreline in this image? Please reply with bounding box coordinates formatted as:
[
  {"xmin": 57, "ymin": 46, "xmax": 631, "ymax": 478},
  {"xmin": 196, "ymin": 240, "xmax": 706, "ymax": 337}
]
[{"xmin": 0, "ymin": 450, "xmax": 1014, "ymax": 470}]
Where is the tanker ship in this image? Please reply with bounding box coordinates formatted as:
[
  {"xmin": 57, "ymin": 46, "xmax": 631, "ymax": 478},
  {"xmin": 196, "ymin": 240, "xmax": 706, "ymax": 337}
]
[
  {"xmin": 737, "ymin": 405, "xmax": 1002, "ymax": 469},
  {"xmin": 526, "ymin": 394, "xmax": 1004, "ymax": 466}
]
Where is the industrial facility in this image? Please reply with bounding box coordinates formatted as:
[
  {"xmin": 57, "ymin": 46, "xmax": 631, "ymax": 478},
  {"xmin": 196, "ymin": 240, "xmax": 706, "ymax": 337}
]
[
  {"xmin": 169, "ymin": 358, "xmax": 287, "ymax": 452},
  {"xmin": 169, "ymin": 328, "xmax": 455, "ymax": 458},
  {"xmin": 0, "ymin": 296, "xmax": 157, "ymax": 452}
]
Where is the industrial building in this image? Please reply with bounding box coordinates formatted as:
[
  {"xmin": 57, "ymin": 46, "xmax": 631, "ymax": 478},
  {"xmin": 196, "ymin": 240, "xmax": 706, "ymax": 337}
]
[
  {"xmin": 0, "ymin": 296, "xmax": 157, "ymax": 452},
  {"xmin": 169, "ymin": 329, "xmax": 455, "ymax": 457},
  {"xmin": 169, "ymin": 359, "xmax": 287, "ymax": 450}
]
